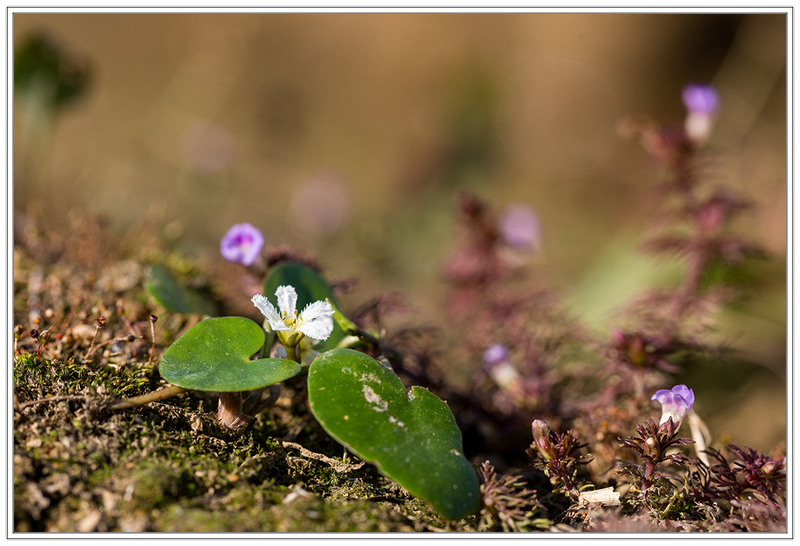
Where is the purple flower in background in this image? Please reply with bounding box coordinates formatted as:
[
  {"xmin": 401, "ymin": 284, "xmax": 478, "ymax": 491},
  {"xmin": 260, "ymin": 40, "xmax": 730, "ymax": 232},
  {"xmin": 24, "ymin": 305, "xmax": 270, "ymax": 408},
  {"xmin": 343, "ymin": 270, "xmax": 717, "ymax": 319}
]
[
  {"xmin": 681, "ymin": 83, "xmax": 720, "ymax": 145},
  {"xmin": 483, "ymin": 344, "xmax": 521, "ymax": 390},
  {"xmin": 483, "ymin": 344, "xmax": 510, "ymax": 366},
  {"xmin": 220, "ymin": 223, "xmax": 264, "ymax": 266},
  {"xmin": 682, "ymin": 84, "xmax": 720, "ymax": 115},
  {"xmin": 651, "ymin": 384, "xmax": 695, "ymax": 428},
  {"xmin": 498, "ymin": 205, "xmax": 541, "ymax": 251}
]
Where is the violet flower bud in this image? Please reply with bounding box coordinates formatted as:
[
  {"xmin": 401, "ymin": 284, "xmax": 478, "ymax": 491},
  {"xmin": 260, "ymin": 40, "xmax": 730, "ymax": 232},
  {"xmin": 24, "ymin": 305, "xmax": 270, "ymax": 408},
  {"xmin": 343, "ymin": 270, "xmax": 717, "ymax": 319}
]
[
  {"xmin": 651, "ymin": 384, "xmax": 695, "ymax": 429},
  {"xmin": 682, "ymin": 83, "xmax": 720, "ymax": 145},
  {"xmin": 531, "ymin": 419, "xmax": 556, "ymax": 461},
  {"xmin": 220, "ymin": 223, "xmax": 264, "ymax": 266},
  {"xmin": 497, "ymin": 205, "xmax": 541, "ymax": 251}
]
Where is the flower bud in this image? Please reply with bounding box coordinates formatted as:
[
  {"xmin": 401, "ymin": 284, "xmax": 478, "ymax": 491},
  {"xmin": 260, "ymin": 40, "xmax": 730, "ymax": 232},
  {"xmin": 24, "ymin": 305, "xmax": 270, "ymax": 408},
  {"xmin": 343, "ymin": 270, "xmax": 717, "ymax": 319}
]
[
  {"xmin": 531, "ymin": 419, "xmax": 557, "ymax": 461},
  {"xmin": 760, "ymin": 458, "xmax": 783, "ymax": 478}
]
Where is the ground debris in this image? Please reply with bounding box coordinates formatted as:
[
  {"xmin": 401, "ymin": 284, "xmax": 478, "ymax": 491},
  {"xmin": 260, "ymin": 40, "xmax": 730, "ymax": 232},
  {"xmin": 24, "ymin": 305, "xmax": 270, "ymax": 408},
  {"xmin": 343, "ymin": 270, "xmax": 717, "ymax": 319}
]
[{"xmin": 280, "ymin": 441, "xmax": 366, "ymax": 473}]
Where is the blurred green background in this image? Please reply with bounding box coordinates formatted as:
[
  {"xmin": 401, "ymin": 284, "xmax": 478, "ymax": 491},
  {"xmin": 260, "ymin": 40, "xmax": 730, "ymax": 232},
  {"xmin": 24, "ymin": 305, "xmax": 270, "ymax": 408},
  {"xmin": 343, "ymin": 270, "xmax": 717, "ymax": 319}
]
[{"xmin": 13, "ymin": 13, "xmax": 787, "ymax": 451}]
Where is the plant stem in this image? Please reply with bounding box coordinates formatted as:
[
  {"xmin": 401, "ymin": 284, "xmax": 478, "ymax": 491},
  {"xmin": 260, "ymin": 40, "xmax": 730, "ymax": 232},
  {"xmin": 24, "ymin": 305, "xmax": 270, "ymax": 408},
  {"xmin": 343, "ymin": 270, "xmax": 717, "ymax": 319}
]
[
  {"xmin": 661, "ymin": 485, "xmax": 682, "ymax": 518},
  {"xmin": 83, "ymin": 324, "xmax": 101, "ymax": 362},
  {"xmin": 285, "ymin": 344, "xmax": 300, "ymax": 364},
  {"xmin": 106, "ymin": 385, "xmax": 186, "ymax": 410},
  {"xmin": 146, "ymin": 315, "xmax": 158, "ymax": 367},
  {"xmin": 17, "ymin": 394, "xmax": 86, "ymax": 411}
]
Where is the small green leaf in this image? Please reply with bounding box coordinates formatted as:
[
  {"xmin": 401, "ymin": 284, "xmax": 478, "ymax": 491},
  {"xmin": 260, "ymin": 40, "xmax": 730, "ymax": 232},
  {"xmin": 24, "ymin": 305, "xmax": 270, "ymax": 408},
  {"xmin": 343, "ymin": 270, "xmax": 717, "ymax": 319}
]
[
  {"xmin": 145, "ymin": 265, "xmax": 218, "ymax": 316},
  {"xmin": 262, "ymin": 262, "xmax": 345, "ymax": 350},
  {"xmin": 159, "ymin": 317, "xmax": 300, "ymax": 392},
  {"xmin": 307, "ymin": 348, "xmax": 480, "ymax": 520}
]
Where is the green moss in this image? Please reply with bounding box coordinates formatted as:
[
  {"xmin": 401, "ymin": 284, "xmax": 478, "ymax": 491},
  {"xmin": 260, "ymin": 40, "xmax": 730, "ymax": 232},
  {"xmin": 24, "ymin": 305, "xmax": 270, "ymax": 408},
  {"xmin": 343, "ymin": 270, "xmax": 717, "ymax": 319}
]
[{"xmin": 12, "ymin": 238, "xmax": 479, "ymax": 533}]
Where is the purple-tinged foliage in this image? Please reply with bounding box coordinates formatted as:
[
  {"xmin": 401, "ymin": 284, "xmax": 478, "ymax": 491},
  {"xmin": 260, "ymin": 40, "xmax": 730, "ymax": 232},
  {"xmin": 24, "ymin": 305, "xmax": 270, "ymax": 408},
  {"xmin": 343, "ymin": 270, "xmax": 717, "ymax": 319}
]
[
  {"xmin": 611, "ymin": 330, "xmax": 681, "ymax": 374},
  {"xmin": 720, "ymin": 498, "xmax": 787, "ymax": 532},
  {"xmin": 477, "ymin": 460, "xmax": 541, "ymax": 532},
  {"xmin": 220, "ymin": 223, "xmax": 264, "ymax": 266},
  {"xmin": 616, "ymin": 418, "xmax": 694, "ymax": 491},
  {"xmin": 527, "ymin": 420, "xmax": 592, "ymax": 500},
  {"xmin": 688, "ymin": 444, "xmax": 787, "ymax": 531},
  {"xmin": 704, "ymin": 444, "xmax": 786, "ymax": 504}
]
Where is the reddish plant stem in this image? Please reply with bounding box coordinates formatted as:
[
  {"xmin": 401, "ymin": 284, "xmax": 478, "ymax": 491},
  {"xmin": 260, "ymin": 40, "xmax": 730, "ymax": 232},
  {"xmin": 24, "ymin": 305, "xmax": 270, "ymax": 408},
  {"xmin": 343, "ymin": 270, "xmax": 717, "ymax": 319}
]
[{"xmin": 83, "ymin": 317, "xmax": 106, "ymax": 362}]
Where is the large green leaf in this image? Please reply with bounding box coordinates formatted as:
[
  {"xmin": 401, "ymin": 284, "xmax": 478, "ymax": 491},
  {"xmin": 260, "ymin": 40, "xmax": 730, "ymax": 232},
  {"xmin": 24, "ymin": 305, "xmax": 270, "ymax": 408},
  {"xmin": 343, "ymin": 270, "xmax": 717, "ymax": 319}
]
[
  {"xmin": 159, "ymin": 317, "xmax": 300, "ymax": 392},
  {"xmin": 145, "ymin": 265, "xmax": 218, "ymax": 316},
  {"xmin": 262, "ymin": 262, "xmax": 345, "ymax": 350},
  {"xmin": 307, "ymin": 348, "xmax": 480, "ymax": 520}
]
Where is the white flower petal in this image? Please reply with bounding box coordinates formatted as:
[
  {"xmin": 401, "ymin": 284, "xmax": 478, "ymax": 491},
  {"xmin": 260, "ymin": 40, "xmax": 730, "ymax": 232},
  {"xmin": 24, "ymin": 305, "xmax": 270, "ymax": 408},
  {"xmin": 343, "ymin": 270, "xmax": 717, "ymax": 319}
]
[
  {"xmin": 299, "ymin": 300, "xmax": 334, "ymax": 322},
  {"xmin": 251, "ymin": 294, "xmax": 289, "ymax": 331},
  {"xmin": 298, "ymin": 316, "xmax": 334, "ymax": 341},
  {"xmin": 275, "ymin": 285, "xmax": 297, "ymax": 317}
]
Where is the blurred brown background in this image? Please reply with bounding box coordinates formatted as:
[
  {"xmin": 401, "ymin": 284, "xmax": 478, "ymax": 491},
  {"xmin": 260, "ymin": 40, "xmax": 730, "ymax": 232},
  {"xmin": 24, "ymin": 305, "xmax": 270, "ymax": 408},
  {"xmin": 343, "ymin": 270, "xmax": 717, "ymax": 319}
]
[{"xmin": 12, "ymin": 12, "xmax": 787, "ymax": 451}]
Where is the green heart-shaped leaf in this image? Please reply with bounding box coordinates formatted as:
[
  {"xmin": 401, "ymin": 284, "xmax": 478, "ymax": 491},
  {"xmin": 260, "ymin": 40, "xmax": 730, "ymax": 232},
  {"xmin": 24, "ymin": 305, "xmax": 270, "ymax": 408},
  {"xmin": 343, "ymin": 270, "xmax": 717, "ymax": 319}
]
[
  {"xmin": 307, "ymin": 348, "xmax": 480, "ymax": 520},
  {"xmin": 145, "ymin": 265, "xmax": 218, "ymax": 316},
  {"xmin": 262, "ymin": 262, "xmax": 345, "ymax": 350},
  {"xmin": 159, "ymin": 317, "xmax": 300, "ymax": 392}
]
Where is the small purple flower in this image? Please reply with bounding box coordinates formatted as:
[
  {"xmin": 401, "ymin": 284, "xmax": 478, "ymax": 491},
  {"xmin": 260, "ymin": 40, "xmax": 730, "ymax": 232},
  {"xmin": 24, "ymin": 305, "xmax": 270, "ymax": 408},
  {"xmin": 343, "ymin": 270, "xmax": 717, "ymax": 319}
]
[
  {"xmin": 483, "ymin": 344, "xmax": 521, "ymax": 390},
  {"xmin": 497, "ymin": 205, "xmax": 541, "ymax": 251},
  {"xmin": 483, "ymin": 344, "xmax": 510, "ymax": 366},
  {"xmin": 682, "ymin": 84, "xmax": 720, "ymax": 116},
  {"xmin": 682, "ymin": 83, "xmax": 720, "ymax": 144},
  {"xmin": 651, "ymin": 384, "xmax": 695, "ymax": 428},
  {"xmin": 220, "ymin": 223, "xmax": 264, "ymax": 266}
]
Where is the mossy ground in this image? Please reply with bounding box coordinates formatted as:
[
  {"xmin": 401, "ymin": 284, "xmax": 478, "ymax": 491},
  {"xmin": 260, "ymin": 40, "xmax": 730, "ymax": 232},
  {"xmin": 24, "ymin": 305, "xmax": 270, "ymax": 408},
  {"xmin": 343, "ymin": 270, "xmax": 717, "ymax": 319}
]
[
  {"xmin": 13, "ymin": 352, "xmax": 479, "ymax": 532},
  {"xmin": 11, "ymin": 213, "xmax": 480, "ymax": 533}
]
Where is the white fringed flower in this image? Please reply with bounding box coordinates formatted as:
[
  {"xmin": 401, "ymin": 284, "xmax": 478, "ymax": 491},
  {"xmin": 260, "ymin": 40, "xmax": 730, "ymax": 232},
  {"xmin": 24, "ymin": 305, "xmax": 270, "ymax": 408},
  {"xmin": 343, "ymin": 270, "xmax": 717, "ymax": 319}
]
[{"xmin": 252, "ymin": 285, "xmax": 334, "ymax": 346}]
